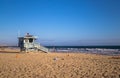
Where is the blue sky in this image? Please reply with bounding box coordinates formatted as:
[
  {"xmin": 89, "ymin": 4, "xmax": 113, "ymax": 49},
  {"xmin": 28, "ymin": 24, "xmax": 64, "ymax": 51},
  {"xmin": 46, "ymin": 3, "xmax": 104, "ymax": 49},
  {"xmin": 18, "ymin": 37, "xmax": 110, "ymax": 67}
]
[{"xmin": 0, "ymin": 0, "xmax": 120, "ymax": 46}]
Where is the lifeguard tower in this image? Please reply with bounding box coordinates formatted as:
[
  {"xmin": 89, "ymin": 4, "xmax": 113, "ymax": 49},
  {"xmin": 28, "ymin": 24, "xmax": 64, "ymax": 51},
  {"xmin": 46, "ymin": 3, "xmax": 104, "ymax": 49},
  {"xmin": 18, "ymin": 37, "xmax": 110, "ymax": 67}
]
[{"xmin": 18, "ymin": 33, "xmax": 48, "ymax": 53}]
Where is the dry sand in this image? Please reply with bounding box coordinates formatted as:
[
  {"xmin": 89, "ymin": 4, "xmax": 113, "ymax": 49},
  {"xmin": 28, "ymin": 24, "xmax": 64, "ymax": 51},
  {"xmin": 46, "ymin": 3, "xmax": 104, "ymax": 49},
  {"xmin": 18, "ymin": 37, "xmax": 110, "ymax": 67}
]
[{"xmin": 0, "ymin": 49, "xmax": 120, "ymax": 78}]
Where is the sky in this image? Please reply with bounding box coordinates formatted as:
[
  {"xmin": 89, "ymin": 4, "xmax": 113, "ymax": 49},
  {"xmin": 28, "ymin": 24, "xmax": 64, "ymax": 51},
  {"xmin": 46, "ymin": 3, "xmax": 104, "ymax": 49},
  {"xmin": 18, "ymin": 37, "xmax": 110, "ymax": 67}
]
[{"xmin": 0, "ymin": 0, "xmax": 120, "ymax": 46}]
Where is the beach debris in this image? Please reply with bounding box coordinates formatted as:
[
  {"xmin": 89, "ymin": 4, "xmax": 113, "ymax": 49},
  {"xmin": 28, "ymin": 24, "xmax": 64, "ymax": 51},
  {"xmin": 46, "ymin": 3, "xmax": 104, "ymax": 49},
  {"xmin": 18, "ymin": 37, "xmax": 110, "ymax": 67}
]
[
  {"xmin": 53, "ymin": 57, "xmax": 64, "ymax": 61},
  {"xmin": 53, "ymin": 57, "xmax": 59, "ymax": 61}
]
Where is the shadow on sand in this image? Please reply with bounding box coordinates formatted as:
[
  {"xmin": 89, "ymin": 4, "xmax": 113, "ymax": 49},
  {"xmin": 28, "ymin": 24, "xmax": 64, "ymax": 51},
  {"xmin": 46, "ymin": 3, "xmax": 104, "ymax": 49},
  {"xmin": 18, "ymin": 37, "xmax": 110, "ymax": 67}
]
[{"xmin": 0, "ymin": 51, "xmax": 20, "ymax": 54}]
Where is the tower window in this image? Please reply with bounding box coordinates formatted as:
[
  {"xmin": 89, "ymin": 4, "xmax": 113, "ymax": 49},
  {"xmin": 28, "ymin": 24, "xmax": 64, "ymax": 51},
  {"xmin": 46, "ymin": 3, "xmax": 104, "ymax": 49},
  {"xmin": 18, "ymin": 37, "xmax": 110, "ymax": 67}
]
[{"xmin": 29, "ymin": 38, "xmax": 33, "ymax": 43}]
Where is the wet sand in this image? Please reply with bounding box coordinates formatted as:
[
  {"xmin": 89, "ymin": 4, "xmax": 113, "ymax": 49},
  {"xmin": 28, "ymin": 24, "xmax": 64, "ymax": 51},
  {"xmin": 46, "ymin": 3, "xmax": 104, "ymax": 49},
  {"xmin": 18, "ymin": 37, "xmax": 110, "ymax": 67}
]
[{"xmin": 0, "ymin": 50, "xmax": 120, "ymax": 78}]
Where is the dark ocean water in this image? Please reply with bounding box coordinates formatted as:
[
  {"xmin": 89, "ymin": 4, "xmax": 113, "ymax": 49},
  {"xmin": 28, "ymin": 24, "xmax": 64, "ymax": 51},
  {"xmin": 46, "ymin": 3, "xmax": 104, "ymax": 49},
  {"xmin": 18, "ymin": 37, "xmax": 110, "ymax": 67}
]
[
  {"xmin": 46, "ymin": 46, "xmax": 120, "ymax": 49},
  {"xmin": 45, "ymin": 46, "xmax": 120, "ymax": 55}
]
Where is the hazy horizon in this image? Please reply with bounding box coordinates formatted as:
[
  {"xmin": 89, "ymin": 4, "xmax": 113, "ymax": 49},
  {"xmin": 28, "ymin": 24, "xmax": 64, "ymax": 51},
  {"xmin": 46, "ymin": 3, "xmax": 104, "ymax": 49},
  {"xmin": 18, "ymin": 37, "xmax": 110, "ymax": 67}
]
[{"xmin": 0, "ymin": 0, "xmax": 120, "ymax": 46}]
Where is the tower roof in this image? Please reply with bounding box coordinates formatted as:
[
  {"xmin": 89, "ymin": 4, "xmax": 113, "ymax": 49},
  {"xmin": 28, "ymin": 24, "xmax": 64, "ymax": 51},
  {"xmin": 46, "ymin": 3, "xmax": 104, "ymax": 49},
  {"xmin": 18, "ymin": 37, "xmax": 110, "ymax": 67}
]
[{"xmin": 18, "ymin": 33, "xmax": 37, "ymax": 39}]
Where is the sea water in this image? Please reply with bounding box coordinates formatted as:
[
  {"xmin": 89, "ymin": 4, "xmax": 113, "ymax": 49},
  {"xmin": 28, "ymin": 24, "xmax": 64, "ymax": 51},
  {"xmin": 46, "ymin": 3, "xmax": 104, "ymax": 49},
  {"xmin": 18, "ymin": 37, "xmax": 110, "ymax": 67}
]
[{"xmin": 46, "ymin": 46, "xmax": 120, "ymax": 55}]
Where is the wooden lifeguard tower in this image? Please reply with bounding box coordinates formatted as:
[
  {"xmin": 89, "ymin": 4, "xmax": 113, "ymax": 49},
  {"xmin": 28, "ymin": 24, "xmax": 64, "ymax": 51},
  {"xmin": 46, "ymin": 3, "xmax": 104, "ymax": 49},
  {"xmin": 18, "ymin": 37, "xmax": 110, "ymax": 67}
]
[{"xmin": 18, "ymin": 33, "xmax": 48, "ymax": 53}]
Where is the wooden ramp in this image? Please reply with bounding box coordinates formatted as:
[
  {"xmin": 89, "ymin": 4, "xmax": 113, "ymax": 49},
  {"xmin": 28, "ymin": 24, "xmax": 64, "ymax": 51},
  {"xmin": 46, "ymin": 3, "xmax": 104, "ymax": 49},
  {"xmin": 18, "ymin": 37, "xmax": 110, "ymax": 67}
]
[
  {"xmin": 23, "ymin": 43, "xmax": 49, "ymax": 53},
  {"xmin": 38, "ymin": 45, "xmax": 49, "ymax": 53}
]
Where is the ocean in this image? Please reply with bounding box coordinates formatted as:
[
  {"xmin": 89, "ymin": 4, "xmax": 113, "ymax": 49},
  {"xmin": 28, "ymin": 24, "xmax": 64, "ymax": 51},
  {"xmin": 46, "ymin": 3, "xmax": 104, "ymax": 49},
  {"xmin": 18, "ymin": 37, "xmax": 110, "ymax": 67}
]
[{"xmin": 46, "ymin": 46, "xmax": 120, "ymax": 55}]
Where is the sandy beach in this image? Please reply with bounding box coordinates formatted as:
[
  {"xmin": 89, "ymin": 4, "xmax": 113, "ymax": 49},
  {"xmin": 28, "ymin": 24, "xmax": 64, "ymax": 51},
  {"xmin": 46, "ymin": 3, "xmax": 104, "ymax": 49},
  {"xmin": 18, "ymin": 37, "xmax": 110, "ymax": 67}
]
[{"xmin": 0, "ymin": 49, "xmax": 120, "ymax": 78}]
